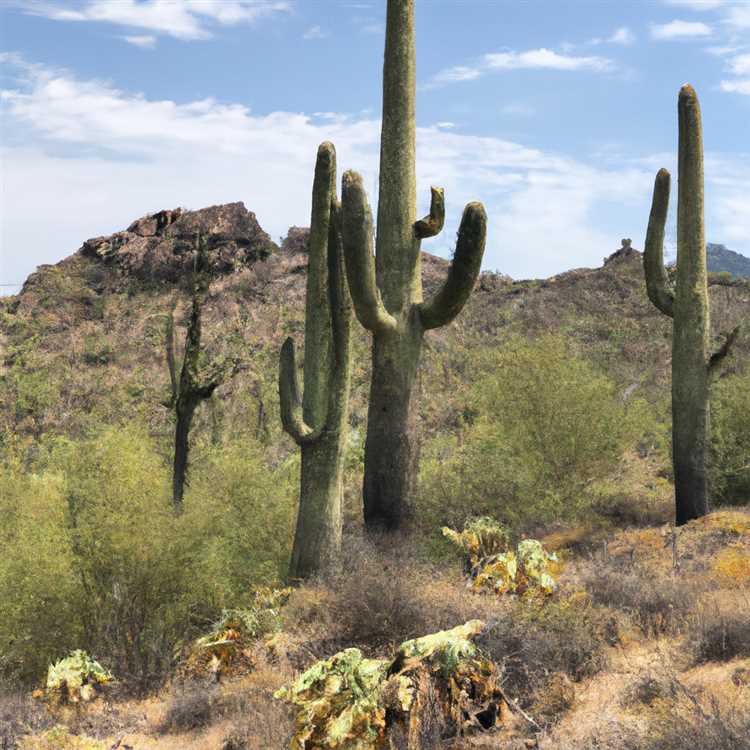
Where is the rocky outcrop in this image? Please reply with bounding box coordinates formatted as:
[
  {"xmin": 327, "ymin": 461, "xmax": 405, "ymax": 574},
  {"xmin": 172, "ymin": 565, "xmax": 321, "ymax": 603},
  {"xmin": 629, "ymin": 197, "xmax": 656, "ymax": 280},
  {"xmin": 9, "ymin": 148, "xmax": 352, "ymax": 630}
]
[{"xmin": 80, "ymin": 202, "xmax": 277, "ymax": 283}]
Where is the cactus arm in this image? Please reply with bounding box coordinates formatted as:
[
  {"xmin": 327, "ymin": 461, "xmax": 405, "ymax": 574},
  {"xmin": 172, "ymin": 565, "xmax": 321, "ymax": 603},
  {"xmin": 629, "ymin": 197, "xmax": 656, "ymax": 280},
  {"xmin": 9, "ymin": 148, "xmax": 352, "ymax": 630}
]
[
  {"xmin": 414, "ymin": 187, "xmax": 445, "ymax": 239},
  {"xmin": 328, "ymin": 198, "xmax": 352, "ymax": 357},
  {"xmin": 419, "ymin": 202, "xmax": 487, "ymax": 330},
  {"xmin": 341, "ymin": 170, "xmax": 398, "ymax": 334},
  {"xmin": 376, "ymin": 0, "xmax": 417, "ymax": 300},
  {"xmin": 643, "ymin": 168, "xmax": 674, "ymax": 318},
  {"xmin": 709, "ymin": 325, "xmax": 741, "ymax": 377},
  {"xmin": 279, "ymin": 337, "xmax": 318, "ymax": 444}
]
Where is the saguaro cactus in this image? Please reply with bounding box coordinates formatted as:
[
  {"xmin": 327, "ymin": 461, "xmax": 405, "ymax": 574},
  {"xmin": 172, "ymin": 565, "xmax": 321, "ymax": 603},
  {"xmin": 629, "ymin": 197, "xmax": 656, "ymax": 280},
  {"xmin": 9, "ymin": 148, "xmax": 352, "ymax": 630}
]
[
  {"xmin": 167, "ymin": 235, "xmax": 235, "ymax": 513},
  {"xmin": 279, "ymin": 142, "xmax": 352, "ymax": 578},
  {"xmin": 643, "ymin": 84, "xmax": 737, "ymax": 525},
  {"xmin": 341, "ymin": 0, "xmax": 487, "ymax": 530}
]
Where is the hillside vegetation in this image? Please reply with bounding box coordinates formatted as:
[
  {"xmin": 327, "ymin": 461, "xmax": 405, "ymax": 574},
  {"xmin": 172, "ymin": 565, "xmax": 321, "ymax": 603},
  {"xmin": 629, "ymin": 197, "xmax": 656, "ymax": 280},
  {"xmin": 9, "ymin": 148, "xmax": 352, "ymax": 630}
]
[{"xmin": 1, "ymin": 203, "xmax": 750, "ymax": 748}]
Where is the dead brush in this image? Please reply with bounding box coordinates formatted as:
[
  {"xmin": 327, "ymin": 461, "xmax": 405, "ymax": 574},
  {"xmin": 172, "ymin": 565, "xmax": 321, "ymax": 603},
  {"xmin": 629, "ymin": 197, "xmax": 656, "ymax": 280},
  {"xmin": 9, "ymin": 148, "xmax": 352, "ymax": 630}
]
[
  {"xmin": 582, "ymin": 558, "xmax": 696, "ymax": 636},
  {"xmin": 690, "ymin": 594, "xmax": 750, "ymax": 663}
]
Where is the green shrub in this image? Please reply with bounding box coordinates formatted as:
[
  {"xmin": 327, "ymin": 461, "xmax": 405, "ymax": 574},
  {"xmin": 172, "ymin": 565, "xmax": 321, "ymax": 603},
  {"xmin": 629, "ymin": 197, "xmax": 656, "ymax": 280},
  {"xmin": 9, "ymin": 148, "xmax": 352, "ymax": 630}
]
[
  {"xmin": 0, "ymin": 425, "xmax": 296, "ymax": 692},
  {"xmin": 418, "ymin": 335, "xmax": 634, "ymax": 536},
  {"xmin": 710, "ymin": 368, "xmax": 750, "ymax": 506}
]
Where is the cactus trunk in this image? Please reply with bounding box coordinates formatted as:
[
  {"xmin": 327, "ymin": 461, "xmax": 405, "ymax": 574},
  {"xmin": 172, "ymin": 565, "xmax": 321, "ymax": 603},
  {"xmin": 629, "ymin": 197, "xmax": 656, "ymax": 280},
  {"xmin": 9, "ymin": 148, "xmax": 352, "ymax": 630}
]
[
  {"xmin": 364, "ymin": 317, "xmax": 422, "ymax": 529},
  {"xmin": 280, "ymin": 143, "xmax": 352, "ymax": 579},
  {"xmin": 673, "ymin": 85, "xmax": 710, "ymax": 523},
  {"xmin": 342, "ymin": 0, "xmax": 487, "ymax": 531},
  {"xmin": 643, "ymin": 85, "xmax": 735, "ymax": 525}
]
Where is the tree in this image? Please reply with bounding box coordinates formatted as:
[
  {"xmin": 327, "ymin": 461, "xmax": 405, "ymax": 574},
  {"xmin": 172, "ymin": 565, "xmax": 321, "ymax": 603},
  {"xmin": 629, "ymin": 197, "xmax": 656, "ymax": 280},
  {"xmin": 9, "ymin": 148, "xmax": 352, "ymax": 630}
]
[
  {"xmin": 643, "ymin": 85, "xmax": 738, "ymax": 525},
  {"xmin": 166, "ymin": 235, "xmax": 237, "ymax": 513},
  {"xmin": 341, "ymin": 0, "xmax": 487, "ymax": 531},
  {"xmin": 279, "ymin": 142, "xmax": 353, "ymax": 578}
]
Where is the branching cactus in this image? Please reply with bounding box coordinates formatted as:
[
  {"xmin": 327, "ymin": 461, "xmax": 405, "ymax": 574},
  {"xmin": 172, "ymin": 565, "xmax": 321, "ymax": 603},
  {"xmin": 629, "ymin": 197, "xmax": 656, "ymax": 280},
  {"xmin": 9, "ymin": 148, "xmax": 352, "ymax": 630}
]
[
  {"xmin": 168, "ymin": 234, "xmax": 238, "ymax": 513},
  {"xmin": 279, "ymin": 142, "xmax": 353, "ymax": 578},
  {"xmin": 643, "ymin": 85, "xmax": 738, "ymax": 525},
  {"xmin": 341, "ymin": 0, "xmax": 487, "ymax": 530}
]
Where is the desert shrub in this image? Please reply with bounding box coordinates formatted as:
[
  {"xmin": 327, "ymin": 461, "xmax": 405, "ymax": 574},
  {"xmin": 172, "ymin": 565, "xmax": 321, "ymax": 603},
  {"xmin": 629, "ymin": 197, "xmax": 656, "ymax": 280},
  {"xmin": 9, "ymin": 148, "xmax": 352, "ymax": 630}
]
[
  {"xmin": 478, "ymin": 594, "xmax": 611, "ymax": 706},
  {"xmin": 583, "ymin": 562, "xmax": 695, "ymax": 636},
  {"xmin": 0, "ymin": 464, "xmax": 83, "ymax": 683},
  {"xmin": 0, "ymin": 426, "xmax": 296, "ymax": 692},
  {"xmin": 319, "ymin": 537, "xmax": 434, "ymax": 653},
  {"xmin": 418, "ymin": 335, "xmax": 635, "ymax": 538},
  {"xmin": 221, "ymin": 691, "xmax": 294, "ymax": 750},
  {"xmin": 709, "ymin": 368, "xmax": 750, "ymax": 506},
  {"xmin": 183, "ymin": 439, "xmax": 296, "ymax": 600},
  {"xmin": 157, "ymin": 682, "xmax": 216, "ymax": 733},
  {"xmin": 691, "ymin": 599, "xmax": 750, "ymax": 662},
  {"xmin": 82, "ymin": 336, "xmax": 113, "ymax": 366}
]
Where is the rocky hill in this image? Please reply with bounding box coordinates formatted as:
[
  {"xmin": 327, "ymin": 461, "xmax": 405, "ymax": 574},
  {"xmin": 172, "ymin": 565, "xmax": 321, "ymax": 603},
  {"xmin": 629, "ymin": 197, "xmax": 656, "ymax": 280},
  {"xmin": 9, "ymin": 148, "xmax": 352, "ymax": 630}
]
[
  {"xmin": 708, "ymin": 243, "xmax": 750, "ymax": 279},
  {"xmin": 1, "ymin": 206, "xmax": 749, "ymax": 450}
]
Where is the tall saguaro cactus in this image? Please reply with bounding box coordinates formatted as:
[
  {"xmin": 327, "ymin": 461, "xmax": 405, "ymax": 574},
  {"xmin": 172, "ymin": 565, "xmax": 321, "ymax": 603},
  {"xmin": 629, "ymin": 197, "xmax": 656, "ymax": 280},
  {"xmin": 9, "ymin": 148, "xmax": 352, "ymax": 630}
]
[
  {"xmin": 643, "ymin": 84, "xmax": 737, "ymax": 525},
  {"xmin": 279, "ymin": 142, "xmax": 353, "ymax": 578},
  {"xmin": 341, "ymin": 0, "xmax": 487, "ymax": 530}
]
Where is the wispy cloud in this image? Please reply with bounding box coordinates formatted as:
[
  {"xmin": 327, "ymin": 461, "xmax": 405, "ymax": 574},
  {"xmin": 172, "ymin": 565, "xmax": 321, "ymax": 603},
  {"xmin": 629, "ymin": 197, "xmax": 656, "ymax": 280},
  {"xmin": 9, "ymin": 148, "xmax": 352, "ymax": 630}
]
[
  {"xmin": 122, "ymin": 34, "xmax": 157, "ymax": 48},
  {"xmin": 485, "ymin": 49, "xmax": 613, "ymax": 72},
  {"xmin": 589, "ymin": 26, "xmax": 636, "ymax": 46},
  {"xmin": 19, "ymin": 0, "xmax": 290, "ymax": 41},
  {"xmin": 650, "ymin": 19, "xmax": 713, "ymax": 40},
  {"xmin": 720, "ymin": 78, "xmax": 750, "ymax": 94},
  {"xmin": 303, "ymin": 25, "xmax": 326, "ymax": 40},
  {"xmin": 428, "ymin": 47, "xmax": 614, "ymax": 88}
]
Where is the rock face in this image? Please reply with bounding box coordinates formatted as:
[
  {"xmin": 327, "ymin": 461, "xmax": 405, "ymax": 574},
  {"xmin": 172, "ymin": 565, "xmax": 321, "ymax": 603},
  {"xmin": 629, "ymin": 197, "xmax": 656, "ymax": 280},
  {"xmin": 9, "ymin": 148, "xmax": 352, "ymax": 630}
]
[{"xmin": 80, "ymin": 202, "xmax": 277, "ymax": 283}]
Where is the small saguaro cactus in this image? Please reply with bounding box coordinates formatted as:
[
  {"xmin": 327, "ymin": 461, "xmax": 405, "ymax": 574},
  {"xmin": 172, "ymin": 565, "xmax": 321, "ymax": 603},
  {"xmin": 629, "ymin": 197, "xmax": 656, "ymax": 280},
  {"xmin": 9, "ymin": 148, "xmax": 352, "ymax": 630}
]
[
  {"xmin": 167, "ymin": 235, "xmax": 237, "ymax": 513},
  {"xmin": 341, "ymin": 0, "xmax": 487, "ymax": 531},
  {"xmin": 279, "ymin": 142, "xmax": 353, "ymax": 579},
  {"xmin": 643, "ymin": 84, "xmax": 738, "ymax": 525}
]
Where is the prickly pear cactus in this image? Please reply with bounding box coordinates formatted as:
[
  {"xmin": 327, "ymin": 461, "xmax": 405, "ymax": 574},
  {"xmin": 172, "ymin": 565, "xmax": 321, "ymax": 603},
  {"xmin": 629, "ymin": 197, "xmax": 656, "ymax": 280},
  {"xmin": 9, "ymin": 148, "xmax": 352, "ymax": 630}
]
[
  {"xmin": 45, "ymin": 650, "xmax": 112, "ymax": 704},
  {"xmin": 443, "ymin": 519, "xmax": 558, "ymax": 596},
  {"xmin": 275, "ymin": 620, "xmax": 505, "ymax": 750}
]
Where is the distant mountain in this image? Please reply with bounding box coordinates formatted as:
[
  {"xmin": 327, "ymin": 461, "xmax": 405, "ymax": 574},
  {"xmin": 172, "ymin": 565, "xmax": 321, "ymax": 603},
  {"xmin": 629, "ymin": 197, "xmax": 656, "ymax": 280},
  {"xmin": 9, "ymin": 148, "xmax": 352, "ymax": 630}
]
[{"xmin": 707, "ymin": 243, "xmax": 750, "ymax": 278}]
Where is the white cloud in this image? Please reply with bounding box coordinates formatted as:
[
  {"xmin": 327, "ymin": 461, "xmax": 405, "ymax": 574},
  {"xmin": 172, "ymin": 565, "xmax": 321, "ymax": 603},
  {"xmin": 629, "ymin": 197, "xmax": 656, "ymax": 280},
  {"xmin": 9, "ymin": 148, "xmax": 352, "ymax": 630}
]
[
  {"xmin": 123, "ymin": 34, "xmax": 157, "ymax": 48},
  {"xmin": 303, "ymin": 25, "xmax": 326, "ymax": 40},
  {"xmin": 428, "ymin": 47, "xmax": 614, "ymax": 88},
  {"xmin": 589, "ymin": 27, "xmax": 636, "ymax": 47},
  {"xmin": 3, "ymin": 55, "xmax": 746, "ymax": 289},
  {"xmin": 650, "ymin": 19, "xmax": 713, "ymax": 40},
  {"xmin": 432, "ymin": 65, "xmax": 483, "ymax": 84},
  {"xmin": 435, "ymin": 122, "xmax": 455, "ymax": 129},
  {"xmin": 484, "ymin": 48, "xmax": 613, "ymax": 72},
  {"xmin": 724, "ymin": 4, "xmax": 750, "ymax": 30},
  {"xmin": 720, "ymin": 78, "xmax": 750, "ymax": 94},
  {"xmin": 608, "ymin": 27, "xmax": 636, "ymax": 45},
  {"xmin": 20, "ymin": 0, "xmax": 290, "ymax": 41},
  {"xmin": 727, "ymin": 53, "xmax": 750, "ymax": 75}
]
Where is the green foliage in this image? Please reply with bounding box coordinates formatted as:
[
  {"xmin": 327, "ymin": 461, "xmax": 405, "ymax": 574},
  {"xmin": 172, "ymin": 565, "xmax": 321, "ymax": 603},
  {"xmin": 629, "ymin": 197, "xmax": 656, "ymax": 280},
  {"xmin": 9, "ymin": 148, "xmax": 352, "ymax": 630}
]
[
  {"xmin": 418, "ymin": 335, "xmax": 635, "ymax": 535},
  {"xmin": 82, "ymin": 336, "xmax": 114, "ymax": 365},
  {"xmin": 709, "ymin": 368, "xmax": 750, "ymax": 506},
  {"xmin": 183, "ymin": 439, "xmax": 296, "ymax": 597},
  {"xmin": 0, "ymin": 425, "xmax": 296, "ymax": 690}
]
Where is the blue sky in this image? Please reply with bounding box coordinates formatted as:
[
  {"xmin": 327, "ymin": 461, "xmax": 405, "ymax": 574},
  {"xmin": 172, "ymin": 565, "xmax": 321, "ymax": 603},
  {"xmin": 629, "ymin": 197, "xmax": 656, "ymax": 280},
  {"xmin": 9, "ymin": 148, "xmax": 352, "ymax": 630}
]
[{"xmin": 1, "ymin": 0, "xmax": 750, "ymax": 293}]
